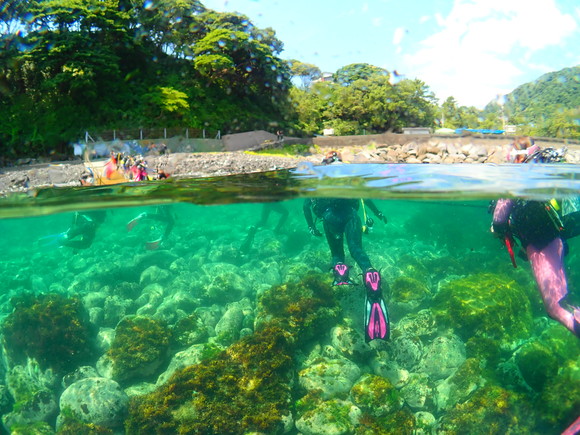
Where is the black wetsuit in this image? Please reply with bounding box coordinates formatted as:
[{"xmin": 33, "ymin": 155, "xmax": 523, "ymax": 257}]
[
  {"xmin": 304, "ymin": 198, "xmax": 374, "ymax": 271},
  {"xmin": 62, "ymin": 210, "xmax": 106, "ymax": 249}
]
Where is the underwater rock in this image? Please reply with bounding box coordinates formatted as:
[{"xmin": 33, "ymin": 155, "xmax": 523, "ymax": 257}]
[
  {"xmin": 9, "ymin": 421, "xmax": 55, "ymax": 434},
  {"xmin": 127, "ymin": 325, "xmax": 293, "ymax": 434},
  {"xmin": 106, "ymin": 316, "xmax": 171, "ymax": 383},
  {"xmin": 396, "ymin": 309, "xmax": 437, "ymax": 338},
  {"xmin": 201, "ymin": 263, "xmax": 248, "ymax": 303},
  {"xmin": 390, "ymin": 276, "xmax": 431, "ymax": 317},
  {"xmin": 88, "ymin": 307, "xmax": 104, "ymax": 326},
  {"xmin": 2, "ymin": 294, "xmax": 96, "ymax": 374},
  {"xmin": 62, "ymin": 366, "xmax": 100, "ymax": 389},
  {"xmin": 58, "ymin": 377, "xmax": 129, "ymax": 430},
  {"xmin": 154, "ymin": 291, "xmax": 198, "ymax": 324},
  {"xmin": 299, "ymin": 356, "xmax": 361, "ymax": 400},
  {"xmin": 414, "ymin": 411, "xmax": 437, "ymax": 435},
  {"xmin": 330, "ymin": 324, "xmax": 371, "ymax": 362},
  {"xmin": 135, "ymin": 283, "xmax": 165, "ymax": 315},
  {"xmin": 434, "ymin": 358, "xmax": 485, "ymax": 412},
  {"xmin": 514, "ymin": 340, "xmax": 559, "ymax": 392},
  {"xmin": 350, "ymin": 374, "xmax": 403, "ymax": 417},
  {"xmin": 172, "ymin": 313, "xmax": 209, "ymax": 348},
  {"xmin": 387, "ymin": 335, "xmax": 424, "ymax": 372},
  {"xmin": 3, "ymin": 359, "xmax": 59, "ymax": 430},
  {"xmin": 95, "ymin": 327, "xmax": 115, "ymax": 354},
  {"xmin": 156, "ymin": 342, "xmax": 223, "ymax": 386},
  {"xmin": 214, "ymin": 305, "xmax": 245, "ymax": 346},
  {"xmin": 295, "ymin": 398, "xmax": 360, "ymax": 435},
  {"xmin": 2, "ymin": 388, "xmax": 57, "ymax": 430},
  {"xmin": 400, "ymin": 373, "xmax": 433, "ymax": 411},
  {"xmin": 139, "ymin": 265, "xmax": 172, "ymax": 286},
  {"xmin": 418, "ymin": 334, "xmax": 466, "ymax": 381},
  {"xmin": 370, "ymin": 355, "xmax": 409, "ymax": 388},
  {"xmin": 539, "ymin": 359, "xmax": 580, "ymax": 431},
  {"xmin": 82, "ymin": 291, "xmax": 107, "ymax": 310},
  {"xmin": 433, "ymin": 273, "xmax": 533, "ymax": 345},
  {"xmin": 124, "ymin": 382, "xmax": 157, "ymax": 397},
  {"xmin": 103, "ymin": 295, "xmax": 135, "ymax": 328},
  {"xmin": 437, "ymin": 384, "xmax": 532, "ymax": 434},
  {"xmin": 256, "ymin": 273, "xmax": 341, "ymax": 345}
]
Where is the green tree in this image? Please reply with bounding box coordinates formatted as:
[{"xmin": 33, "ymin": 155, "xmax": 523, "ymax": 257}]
[
  {"xmin": 334, "ymin": 63, "xmax": 389, "ymax": 86},
  {"xmin": 289, "ymin": 60, "xmax": 321, "ymax": 89}
]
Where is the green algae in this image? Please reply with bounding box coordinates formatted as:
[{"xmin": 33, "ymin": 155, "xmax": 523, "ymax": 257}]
[
  {"xmin": 438, "ymin": 384, "xmax": 533, "ymax": 434},
  {"xmin": 433, "ymin": 273, "xmax": 533, "ymax": 343},
  {"xmin": 2, "ymin": 293, "xmax": 95, "ymax": 374},
  {"xmin": 257, "ymin": 272, "xmax": 341, "ymax": 345},
  {"xmin": 107, "ymin": 315, "xmax": 171, "ymax": 383},
  {"xmin": 126, "ymin": 273, "xmax": 340, "ymax": 434},
  {"xmin": 125, "ymin": 325, "xmax": 293, "ymax": 434},
  {"xmin": 391, "ymin": 276, "xmax": 430, "ymax": 303}
]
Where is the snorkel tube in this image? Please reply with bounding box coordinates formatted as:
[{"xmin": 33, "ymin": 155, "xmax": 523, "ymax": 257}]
[{"xmin": 504, "ymin": 233, "xmax": 517, "ymax": 268}]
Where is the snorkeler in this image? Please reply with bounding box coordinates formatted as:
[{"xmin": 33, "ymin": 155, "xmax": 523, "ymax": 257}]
[
  {"xmin": 126, "ymin": 206, "xmax": 175, "ymax": 250},
  {"xmin": 303, "ymin": 150, "xmax": 390, "ymax": 341},
  {"xmin": 241, "ymin": 203, "xmax": 289, "ymax": 252},
  {"xmin": 39, "ymin": 210, "xmax": 106, "ymax": 249},
  {"xmin": 492, "ymin": 145, "xmax": 580, "ymax": 338}
]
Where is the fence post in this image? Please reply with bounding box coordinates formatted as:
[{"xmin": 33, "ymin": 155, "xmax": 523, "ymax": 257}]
[
  {"xmin": 140, "ymin": 129, "xmax": 143, "ymax": 140},
  {"xmin": 203, "ymin": 129, "xmax": 205, "ymax": 139},
  {"xmin": 164, "ymin": 128, "xmax": 167, "ymax": 139},
  {"xmin": 113, "ymin": 130, "xmax": 116, "ymax": 141},
  {"xmin": 186, "ymin": 128, "xmax": 189, "ymax": 139}
]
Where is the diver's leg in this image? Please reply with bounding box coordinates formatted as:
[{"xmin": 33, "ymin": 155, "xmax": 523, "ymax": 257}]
[
  {"xmin": 527, "ymin": 238, "xmax": 579, "ymax": 336},
  {"xmin": 345, "ymin": 213, "xmax": 372, "ymax": 272},
  {"xmin": 272, "ymin": 203, "xmax": 289, "ymax": 232},
  {"xmin": 322, "ymin": 219, "xmax": 345, "ymax": 265}
]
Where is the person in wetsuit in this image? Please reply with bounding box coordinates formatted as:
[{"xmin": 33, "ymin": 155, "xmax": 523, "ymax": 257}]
[
  {"xmin": 59, "ymin": 210, "xmax": 106, "ymax": 249},
  {"xmin": 127, "ymin": 206, "xmax": 175, "ymax": 250},
  {"xmin": 303, "ymin": 150, "xmax": 390, "ymax": 341},
  {"xmin": 241, "ymin": 203, "xmax": 289, "ymax": 252},
  {"xmin": 492, "ymin": 146, "xmax": 580, "ymax": 338}
]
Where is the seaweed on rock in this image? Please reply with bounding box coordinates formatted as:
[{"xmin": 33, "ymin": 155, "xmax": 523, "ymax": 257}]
[
  {"xmin": 2, "ymin": 293, "xmax": 95, "ymax": 374},
  {"xmin": 126, "ymin": 273, "xmax": 341, "ymax": 434}
]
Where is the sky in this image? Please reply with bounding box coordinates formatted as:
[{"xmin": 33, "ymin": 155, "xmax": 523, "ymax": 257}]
[{"xmin": 202, "ymin": 0, "xmax": 580, "ymax": 108}]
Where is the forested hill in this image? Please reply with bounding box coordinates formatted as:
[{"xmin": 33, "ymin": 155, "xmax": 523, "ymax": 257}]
[{"xmin": 492, "ymin": 65, "xmax": 580, "ymax": 137}]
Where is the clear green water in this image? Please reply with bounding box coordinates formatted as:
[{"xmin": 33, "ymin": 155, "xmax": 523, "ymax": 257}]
[{"xmin": 0, "ymin": 164, "xmax": 578, "ymax": 434}]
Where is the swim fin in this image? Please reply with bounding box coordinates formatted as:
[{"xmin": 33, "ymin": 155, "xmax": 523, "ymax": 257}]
[
  {"xmin": 146, "ymin": 238, "xmax": 162, "ymax": 250},
  {"xmin": 127, "ymin": 212, "xmax": 147, "ymax": 231},
  {"xmin": 363, "ymin": 269, "xmax": 390, "ymax": 342},
  {"xmin": 37, "ymin": 232, "xmax": 67, "ymax": 247},
  {"xmin": 332, "ymin": 263, "xmax": 354, "ymax": 286}
]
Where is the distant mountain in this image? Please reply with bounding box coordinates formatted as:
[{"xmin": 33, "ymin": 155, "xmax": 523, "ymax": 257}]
[{"xmin": 486, "ymin": 65, "xmax": 580, "ymax": 125}]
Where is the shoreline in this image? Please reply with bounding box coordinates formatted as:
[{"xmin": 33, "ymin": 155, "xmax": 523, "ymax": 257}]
[{"xmin": 1, "ymin": 138, "xmax": 579, "ymax": 196}]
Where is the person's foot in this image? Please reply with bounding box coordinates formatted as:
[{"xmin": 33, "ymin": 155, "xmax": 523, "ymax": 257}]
[
  {"xmin": 364, "ymin": 268, "xmax": 381, "ymax": 293},
  {"xmin": 332, "ymin": 262, "xmax": 353, "ymax": 285}
]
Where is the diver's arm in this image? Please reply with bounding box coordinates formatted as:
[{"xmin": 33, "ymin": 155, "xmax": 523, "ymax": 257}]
[
  {"xmin": 365, "ymin": 200, "xmax": 387, "ymax": 223},
  {"xmin": 303, "ymin": 199, "xmax": 321, "ymax": 236},
  {"xmin": 492, "ymin": 199, "xmax": 514, "ymax": 236}
]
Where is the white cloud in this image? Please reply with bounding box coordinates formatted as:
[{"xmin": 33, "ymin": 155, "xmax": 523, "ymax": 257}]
[
  {"xmin": 403, "ymin": 0, "xmax": 578, "ymax": 107},
  {"xmin": 392, "ymin": 27, "xmax": 406, "ymax": 45}
]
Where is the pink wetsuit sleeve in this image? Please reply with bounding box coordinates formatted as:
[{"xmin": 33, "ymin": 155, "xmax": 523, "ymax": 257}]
[{"xmin": 493, "ymin": 199, "xmax": 514, "ymax": 225}]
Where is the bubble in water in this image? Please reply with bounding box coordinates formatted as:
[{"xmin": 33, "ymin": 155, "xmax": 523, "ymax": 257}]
[{"xmin": 143, "ymin": 0, "xmax": 154, "ymax": 10}]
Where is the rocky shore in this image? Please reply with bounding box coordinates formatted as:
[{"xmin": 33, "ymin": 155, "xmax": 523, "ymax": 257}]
[{"xmin": 1, "ymin": 137, "xmax": 579, "ymax": 195}]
